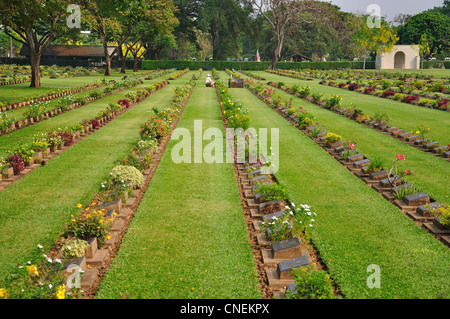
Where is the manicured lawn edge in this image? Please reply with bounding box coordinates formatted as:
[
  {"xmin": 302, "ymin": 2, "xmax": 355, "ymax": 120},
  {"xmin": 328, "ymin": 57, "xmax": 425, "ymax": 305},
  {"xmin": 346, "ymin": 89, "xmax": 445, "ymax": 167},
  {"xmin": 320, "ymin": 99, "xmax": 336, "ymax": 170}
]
[
  {"xmin": 214, "ymin": 71, "xmax": 338, "ymax": 299},
  {"xmin": 266, "ymin": 81, "xmax": 450, "ymax": 161},
  {"xmin": 218, "ymin": 71, "xmax": 449, "ymax": 299},
  {"xmin": 245, "ymin": 79, "xmax": 450, "ymax": 248},
  {"xmin": 0, "ymin": 73, "xmax": 196, "ymax": 299},
  {"xmin": 0, "ymin": 80, "xmax": 169, "ymax": 193},
  {"xmin": 94, "ymin": 73, "xmax": 261, "ymax": 299}
]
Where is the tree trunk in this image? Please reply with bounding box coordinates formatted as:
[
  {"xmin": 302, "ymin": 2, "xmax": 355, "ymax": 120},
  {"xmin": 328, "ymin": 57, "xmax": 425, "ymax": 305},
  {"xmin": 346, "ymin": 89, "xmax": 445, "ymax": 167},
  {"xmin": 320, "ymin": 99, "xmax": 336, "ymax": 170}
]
[
  {"xmin": 212, "ymin": 29, "xmax": 220, "ymax": 61},
  {"xmin": 271, "ymin": 33, "xmax": 284, "ymax": 70},
  {"xmin": 104, "ymin": 54, "xmax": 112, "ymax": 76},
  {"xmin": 119, "ymin": 46, "xmax": 126, "ymax": 74},
  {"xmin": 133, "ymin": 56, "xmax": 139, "ymax": 72},
  {"xmin": 30, "ymin": 52, "xmax": 41, "ymax": 88}
]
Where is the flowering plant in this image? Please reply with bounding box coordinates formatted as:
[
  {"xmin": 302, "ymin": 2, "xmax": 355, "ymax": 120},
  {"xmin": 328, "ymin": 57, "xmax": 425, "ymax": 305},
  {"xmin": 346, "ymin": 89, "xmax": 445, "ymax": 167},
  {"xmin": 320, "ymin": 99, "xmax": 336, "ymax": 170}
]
[
  {"xmin": 139, "ymin": 117, "xmax": 170, "ymax": 141},
  {"xmin": 6, "ymin": 154, "xmax": 24, "ymax": 175},
  {"xmin": 0, "ymin": 245, "xmax": 67, "ymax": 299},
  {"xmin": 340, "ymin": 140, "xmax": 358, "ymax": 160},
  {"xmin": 386, "ymin": 154, "xmax": 409, "ymax": 187},
  {"xmin": 65, "ymin": 203, "xmax": 114, "ymax": 247},
  {"xmin": 260, "ymin": 203, "xmax": 316, "ymax": 243},
  {"xmin": 324, "ymin": 132, "xmax": 342, "ymax": 145}
]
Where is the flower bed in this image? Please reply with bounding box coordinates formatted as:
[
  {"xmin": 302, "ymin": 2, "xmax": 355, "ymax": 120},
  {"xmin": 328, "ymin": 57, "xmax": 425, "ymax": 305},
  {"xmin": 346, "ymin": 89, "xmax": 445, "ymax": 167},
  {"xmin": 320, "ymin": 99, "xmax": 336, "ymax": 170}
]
[
  {"xmin": 265, "ymin": 80, "xmax": 450, "ymax": 162},
  {"xmin": 244, "ymin": 78, "xmax": 449, "ymax": 248},
  {"xmin": 0, "ymin": 76, "xmax": 196, "ymax": 299},
  {"xmin": 0, "ymin": 80, "xmax": 169, "ymax": 191},
  {"xmin": 213, "ymin": 69, "xmax": 338, "ymax": 299}
]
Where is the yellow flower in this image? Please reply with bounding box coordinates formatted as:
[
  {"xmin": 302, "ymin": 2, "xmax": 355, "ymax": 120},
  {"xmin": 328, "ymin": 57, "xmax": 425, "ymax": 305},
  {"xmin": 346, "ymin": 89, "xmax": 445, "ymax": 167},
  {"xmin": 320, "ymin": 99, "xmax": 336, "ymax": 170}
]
[
  {"xmin": 99, "ymin": 219, "xmax": 104, "ymax": 224},
  {"xmin": 90, "ymin": 202, "xmax": 96, "ymax": 206},
  {"xmin": 106, "ymin": 236, "xmax": 111, "ymax": 240},
  {"xmin": 26, "ymin": 265, "xmax": 39, "ymax": 276},
  {"xmin": 0, "ymin": 288, "xmax": 9, "ymax": 299},
  {"xmin": 55, "ymin": 285, "xmax": 65, "ymax": 299},
  {"xmin": 85, "ymin": 207, "xmax": 90, "ymax": 211},
  {"xmin": 76, "ymin": 203, "xmax": 82, "ymax": 208},
  {"xmin": 71, "ymin": 219, "xmax": 76, "ymax": 222}
]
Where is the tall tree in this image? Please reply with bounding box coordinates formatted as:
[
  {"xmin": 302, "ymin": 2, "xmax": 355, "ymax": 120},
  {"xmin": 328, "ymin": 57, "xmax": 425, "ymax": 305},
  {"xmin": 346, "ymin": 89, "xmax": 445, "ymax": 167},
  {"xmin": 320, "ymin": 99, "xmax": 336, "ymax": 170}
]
[
  {"xmin": 171, "ymin": 0, "xmax": 201, "ymax": 59},
  {"xmin": 198, "ymin": 0, "xmax": 252, "ymax": 60},
  {"xmin": 0, "ymin": 0, "xmax": 78, "ymax": 87},
  {"xmin": 251, "ymin": 0, "xmax": 331, "ymax": 69},
  {"xmin": 81, "ymin": 0, "xmax": 141, "ymax": 76},
  {"xmin": 398, "ymin": 11, "xmax": 450, "ymax": 56},
  {"xmin": 354, "ymin": 19, "xmax": 399, "ymax": 70}
]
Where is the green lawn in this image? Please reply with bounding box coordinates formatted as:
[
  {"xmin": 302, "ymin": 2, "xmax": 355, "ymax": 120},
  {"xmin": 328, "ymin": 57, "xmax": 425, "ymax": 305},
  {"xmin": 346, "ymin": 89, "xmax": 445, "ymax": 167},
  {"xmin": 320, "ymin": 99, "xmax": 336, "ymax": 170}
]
[
  {"xmin": 0, "ymin": 72, "xmax": 190, "ymax": 281},
  {"xmin": 218, "ymin": 71, "xmax": 450, "ymax": 299},
  {"xmin": 95, "ymin": 73, "xmax": 262, "ymax": 299},
  {"xmin": 0, "ymin": 70, "xmax": 148, "ymax": 105},
  {"xmin": 258, "ymin": 71, "xmax": 450, "ymax": 146},
  {"xmin": 0, "ymin": 75, "xmax": 170, "ymax": 158},
  {"xmin": 247, "ymin": 71, "xmax": 450, "ymax": 204}
]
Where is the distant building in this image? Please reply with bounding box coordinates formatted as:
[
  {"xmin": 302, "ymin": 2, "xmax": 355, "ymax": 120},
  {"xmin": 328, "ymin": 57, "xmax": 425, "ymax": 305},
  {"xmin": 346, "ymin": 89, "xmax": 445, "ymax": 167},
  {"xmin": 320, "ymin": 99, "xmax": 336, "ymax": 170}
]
[
  {"xmin": 19, "ymin": 45, "xmax": 117, "ymax": 66},
  {"xmin": 376, "ymin": 45, "xmax": 420, "ymax": 70}
]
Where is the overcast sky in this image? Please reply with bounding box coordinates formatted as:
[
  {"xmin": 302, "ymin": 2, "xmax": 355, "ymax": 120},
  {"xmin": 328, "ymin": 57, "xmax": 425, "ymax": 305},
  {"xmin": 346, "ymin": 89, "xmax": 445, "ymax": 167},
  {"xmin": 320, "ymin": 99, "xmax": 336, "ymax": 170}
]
[{"xmin": 327, "ymin": 0, "xmax": 444, "ymax": 21}]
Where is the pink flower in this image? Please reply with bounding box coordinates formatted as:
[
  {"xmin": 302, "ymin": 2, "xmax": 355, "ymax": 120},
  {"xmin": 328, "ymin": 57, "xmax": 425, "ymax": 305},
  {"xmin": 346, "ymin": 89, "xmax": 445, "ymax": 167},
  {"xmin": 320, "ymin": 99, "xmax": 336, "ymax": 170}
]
[
  {"xmin": 404, "ymin": 170, "xmax": 411, "ymax": 175},
  {"xmin": 350, "ymin": 144, "xmax": 355, "ymax": 149},
  {"xmin": 396, "ymin": 154, "xmax": 406, "ymax": 160}
]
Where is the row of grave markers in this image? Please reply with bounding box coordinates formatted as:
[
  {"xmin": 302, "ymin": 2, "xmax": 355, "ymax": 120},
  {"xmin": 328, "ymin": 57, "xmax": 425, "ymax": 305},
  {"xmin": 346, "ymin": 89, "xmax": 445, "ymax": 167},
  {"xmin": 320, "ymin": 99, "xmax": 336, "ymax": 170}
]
[{"xmin": 246, "ymin": 84, "xmax": 449, "ymax": 249}]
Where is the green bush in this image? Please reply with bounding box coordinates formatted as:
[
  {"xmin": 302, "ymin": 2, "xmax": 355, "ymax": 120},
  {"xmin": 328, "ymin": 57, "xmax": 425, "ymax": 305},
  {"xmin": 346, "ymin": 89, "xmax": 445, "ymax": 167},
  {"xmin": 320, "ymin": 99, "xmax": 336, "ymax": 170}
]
[
  {"xmin": 141, "ymin": 60, "xmax": 376, "ymax": 71},
  {"xmin": 60, "ymin": 239, "xmax": 89, "ymax": 260},
  {"xmin": 111, "ymin": 165, "xmax": 144, "ymax": 188},
  {"xmin": 286, "ymin": 265, "xmax": 335, "ymax": 299}
]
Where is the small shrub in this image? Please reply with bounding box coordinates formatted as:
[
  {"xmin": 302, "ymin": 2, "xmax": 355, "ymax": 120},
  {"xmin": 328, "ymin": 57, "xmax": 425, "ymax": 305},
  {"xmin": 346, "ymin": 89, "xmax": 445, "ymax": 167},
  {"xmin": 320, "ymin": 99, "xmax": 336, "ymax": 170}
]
[
  {"xmin": 111, "ymin": 165, "xmax": 144, "ymax": 188},
  {"xmin": 286, "ymin": 264, "xmax": 334, "ymax": 299},
  {"xmin": 324, "ymin": 132, "xmax": 342, "ymax": 145},
  {"xmin": 59, "ymin": 239, "xmax": 89, "ymax": 260}
]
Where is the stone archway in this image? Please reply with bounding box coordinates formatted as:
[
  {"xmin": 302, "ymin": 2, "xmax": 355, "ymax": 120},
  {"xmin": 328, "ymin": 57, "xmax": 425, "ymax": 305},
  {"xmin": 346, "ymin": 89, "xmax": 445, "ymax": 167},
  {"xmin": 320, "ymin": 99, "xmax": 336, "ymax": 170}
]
[{"xmin": 394, "ymin": 51, "xmax": 406, "ymax": 69}]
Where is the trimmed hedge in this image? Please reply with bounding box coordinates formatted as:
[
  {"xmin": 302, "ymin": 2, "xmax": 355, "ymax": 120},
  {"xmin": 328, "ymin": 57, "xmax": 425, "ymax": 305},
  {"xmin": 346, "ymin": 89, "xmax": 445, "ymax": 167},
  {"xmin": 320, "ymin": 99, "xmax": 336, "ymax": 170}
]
[
  {"xmin": 422, "ymin": 61, "xmax": 450, "ymax": 69},
  {"xmin": 141, "ymin": 60, "xmax": 377, "ymax": 71}
]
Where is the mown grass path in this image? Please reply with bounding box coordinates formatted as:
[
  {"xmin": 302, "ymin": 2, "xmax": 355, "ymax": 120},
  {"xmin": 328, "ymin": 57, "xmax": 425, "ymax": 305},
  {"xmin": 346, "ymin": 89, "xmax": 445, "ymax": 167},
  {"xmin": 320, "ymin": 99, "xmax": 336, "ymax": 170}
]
[
  {"xmin": 0, "ymin": 73, "xmax": 189, "ymax": 280},
  {"xmin": 218, "ymin": 71, "xmax": 450, "ymax": 299},
  {"xmin": 95, "ymin": 74, "xmax": 261, "ymax": 299}
]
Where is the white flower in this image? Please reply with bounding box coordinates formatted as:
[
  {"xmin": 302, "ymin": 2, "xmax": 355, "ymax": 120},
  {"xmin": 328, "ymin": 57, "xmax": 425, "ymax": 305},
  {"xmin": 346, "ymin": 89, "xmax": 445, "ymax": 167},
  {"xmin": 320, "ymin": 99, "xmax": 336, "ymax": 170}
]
[
  {"xmin": 27, "ymin": 261, "xmax": 31, "ymax": 265},
  {"xmin": 37, "ymin": 244, "xmax": 43, "ymax": 249},
  {"xmin": 285, "ymin": 206, "xmax": 290, "ymax": 209},
  {"xmin": 49, "ymin": 284, "xmax": 53, "ymax": 289},
  {"xmin": 67, "ymin": 246, "xmax": 71, "ymax": 250},
  {"xmin": 291, "ymin": 203, "xmax": 296, "ymax": 207},
  {"xmin": 309, "ymin": 224, "xmax": 313, "ymax": 227},
  {"xmin": 18, "ymin": 266, "xmax": 23, "ymax": 269},
  {"xmin": 43, "ymin": 254, "xmax": 47, "ymax": 258},
  {"xmin": 289, "ymin": 211, "xmax": 294, "ymax": 216},
  {"xmin": 272, "ymin": 216, "xmax": 277, "ymax": 220},
  {"xmin": 55, "ymin": 258, "xmax": 62, "ymax": 264},
  {"xmin": 311, "ymin": 219, "xmax": 315, "ymax": 222},
  {"xmin": 307, "ymin": 212, "xmax": 312, "ymax": 216}
]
